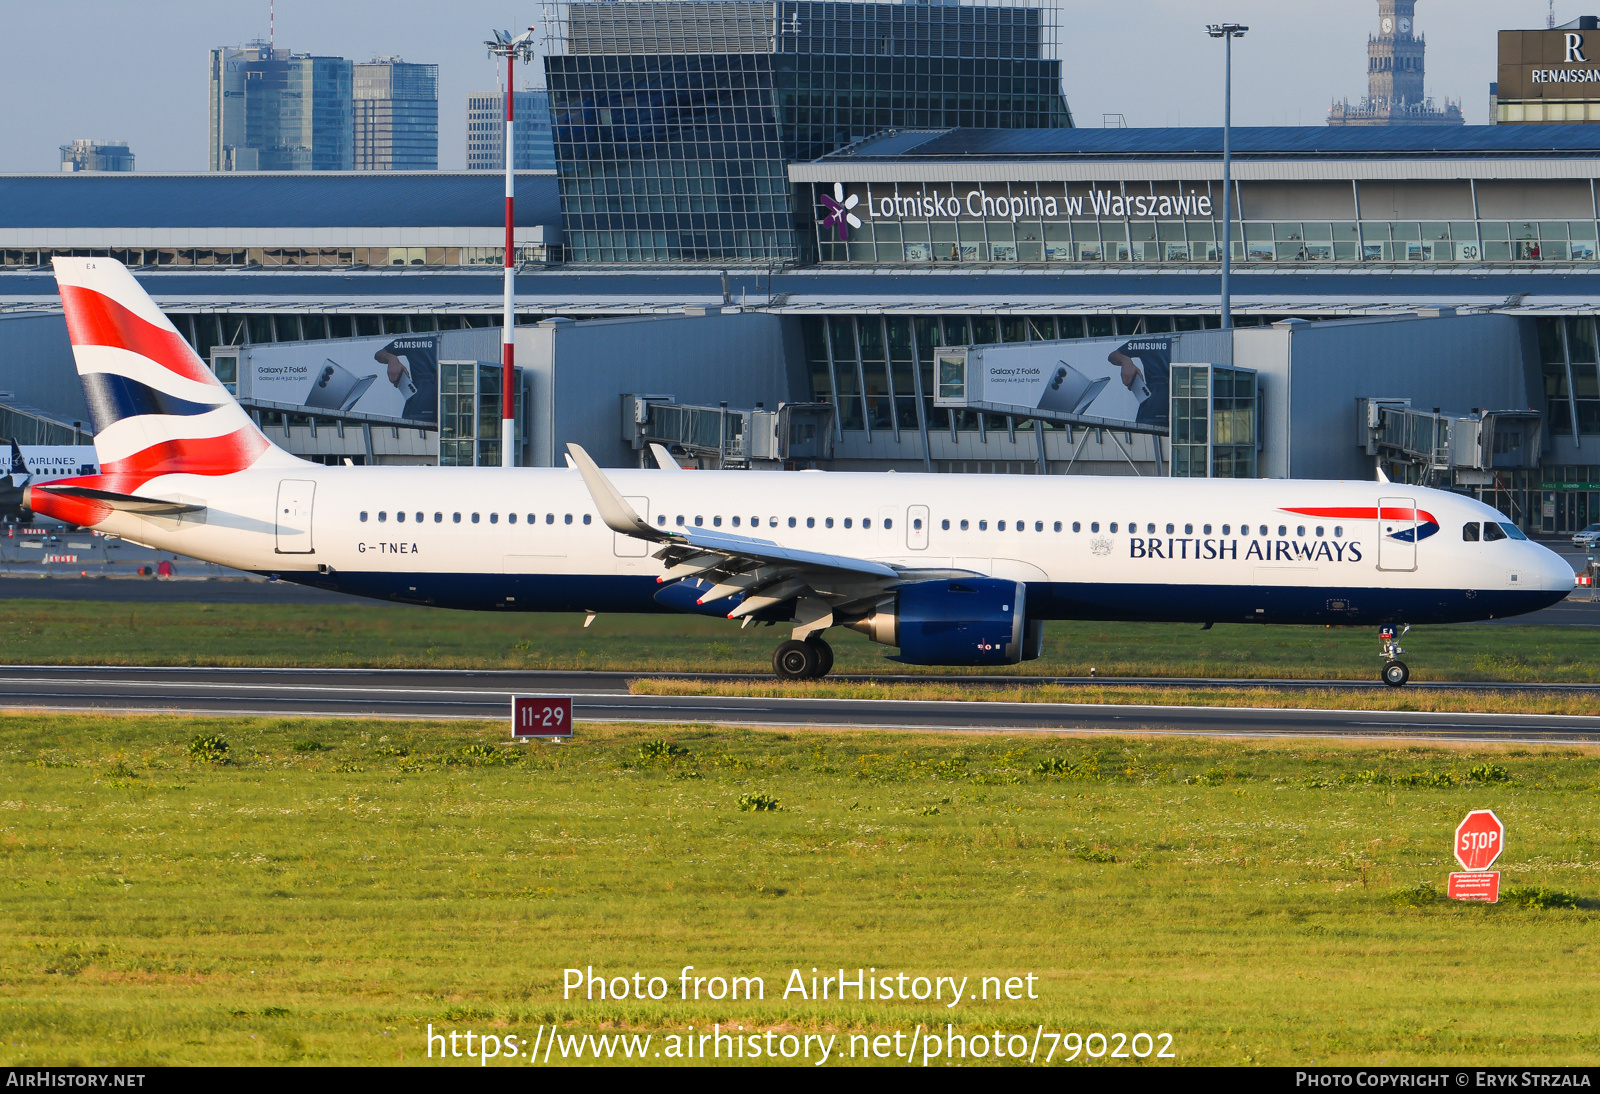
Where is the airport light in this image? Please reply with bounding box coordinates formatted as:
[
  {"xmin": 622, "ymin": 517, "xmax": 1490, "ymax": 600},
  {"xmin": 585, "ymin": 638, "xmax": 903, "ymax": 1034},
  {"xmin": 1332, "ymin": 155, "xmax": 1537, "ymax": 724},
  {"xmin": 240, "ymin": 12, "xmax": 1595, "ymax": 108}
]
[
  {"xmin": 1207, "ymin": 23, "xmax": 1247, "ymax": 329},
  {"xmin": 485, "ymin": 27, "xmax": 538, "ymax": 467}
]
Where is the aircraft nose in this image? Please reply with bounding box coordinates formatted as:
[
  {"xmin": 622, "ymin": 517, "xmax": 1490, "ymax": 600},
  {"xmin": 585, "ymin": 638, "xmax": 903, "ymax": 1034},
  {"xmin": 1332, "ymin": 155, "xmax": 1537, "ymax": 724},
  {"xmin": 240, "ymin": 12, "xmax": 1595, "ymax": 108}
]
[{"xmin": 1532, "ymin": 542, "xmax": 1578, "ymax": 592}]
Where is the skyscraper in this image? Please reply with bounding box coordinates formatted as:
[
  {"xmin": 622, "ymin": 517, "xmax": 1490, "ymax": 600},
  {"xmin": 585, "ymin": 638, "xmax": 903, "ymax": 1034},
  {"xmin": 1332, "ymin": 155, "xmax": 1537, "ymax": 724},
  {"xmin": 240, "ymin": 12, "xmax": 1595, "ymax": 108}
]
[
  {"xmin": 354, "ymin": 58, "xmax": 439, "ymax": 171},
  {"xmin": 544, "ymin": 0, "xmax": 1074, "ymax": 264},
  {"xmin": 209, "ymin": 44, "xmax": 354, "ymax": 171},
  {"xmin": 466, "ymin": 90, "xmax": 556, "ymax": 171},
  {"xmin": 1328, "ymin": 0, "xmax": 1463, "ymax": 126}
]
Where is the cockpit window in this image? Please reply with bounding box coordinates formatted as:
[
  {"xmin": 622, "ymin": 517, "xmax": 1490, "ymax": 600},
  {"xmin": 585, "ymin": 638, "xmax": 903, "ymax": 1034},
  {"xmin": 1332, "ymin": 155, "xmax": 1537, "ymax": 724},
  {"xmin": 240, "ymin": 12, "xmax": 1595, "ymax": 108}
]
[
  {"xmin": 1482, "ymin": 522, "xmax": 1507, "ymax": 542},
  {"xmin": 1500, "ymin": 522, "xmax": 1528, "ymax": 541},
  {"xmin": 1462, "ymin": 522, "xmax": 1480, "ymax": 542}
]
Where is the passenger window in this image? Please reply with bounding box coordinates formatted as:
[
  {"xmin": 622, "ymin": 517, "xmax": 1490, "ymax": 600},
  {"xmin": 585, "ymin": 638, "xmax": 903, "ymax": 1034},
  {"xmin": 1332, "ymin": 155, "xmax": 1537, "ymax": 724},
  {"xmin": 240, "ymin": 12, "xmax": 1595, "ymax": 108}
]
[
  {"xmin": 864, "ymin": 518, "xmax": 872, "ymax": 529},
  {"xmin": 914, "ymin": 518, "xmax": 923, "ymax": 530},
  {"xmin": 694, "ymin": 516, "xmax": 703, "ymax": 527},
  {"xmin": 583, "ymin": 514, "xmax": 591, "ymax": 525},
  {"xmin": 471, "ymin": 513, "xmax": 480, "ymax": 524},
  {"xmin": 1146, "ymin": 523, "xmax": 1155, "ymax": 534},
  {"xmin": 565, "ymin": 514, "xmax": 574, "ymax": 525},
  {"xmin": 960, "ymin": 520, "xmax": 969, "ymax": 531},
  {"xmin": 1483, "ymin": 522, "xmax": 1507, "ymax": 541},
  {"xmin": 1109, "ymin": 523, "xmax": 1118, "ymax": 533},
  {"xmin": 397, "ymin": 512, "xmax": 406, "ymax": 523},
  {"xmin": 453, "ymin": 512, "xmax": 461, "ymax": 523},
  {"xmin": 751, "ymin": 516, "xmax": 759, "ymax": 526},
  {"xmin": 806, "ymin": 517, "xmax": 815, "ymax": 528},
  {"xmin": 1035, "ymin": 521, "xmax": 1043, "ymax": 532},
  {"xmin": 1221, "ymin": 525, "xmax": 1229, "ymax": 535},
  {"xmin": 1314, "ymin": 526, "xmax": 1323, "ymax": 537},
  {"xmin": 1166, "ymin": 523, "xmax": 1175, "ymax": 534},
  {"xmin": 1259, "ymin": 525, "xmax": 1268, "ymax": 536},
  {"xmin": 788, "ymin": 517, "xmax": 796, "ymax": 527},
  {"xmin": 1090, "ymin": 522, "xmax": 1099, "ymax": 532},
  {"xmin": 548, "ymin": 514, "xmax": 556, "ymax": 524},
  {"xmin": 415, "ymin": 512, "xmax": 422, "ymax": 523},
  {"xmin": 884, "ymin": 518, "xmax": 891, "ymax": 529},
  {"xmin": 713, "ymin": 516, "xmax": 722, "ymax": 527},
  {"xmin": 378, "ymin": 511, "xmax": 387, "ymax": 522},
  {"xmin": 769, "ymin": 517, "xmax": 778, "ymax": 527},
  {"xmin": 359, "ymin": 511, "xmax": 368, "ymax": 522},
  {"xmin": 825, "ymin": 517, "xmax": 834, "ymax": 528},
  {"xmin": 1295, "ymin": 526, "xmax": 1304, "ymax": 537},
  {"xmin": 1277, "ymin": 525, "xmax": 1287, "ymax": 536},
  {"xmin": 1463, "ymin": 522, "xmax": 1480, "ymax": 541},
  {"xmin": 998, "ymin": 520, "xmax": 1006, "ymax": 531},
  {"xmin": 490, "ymin": 513, "xmax": 499, "ymax": 524},
  {"xmin": 732, "ymin": 516, "xmax": 740, "ymax": 527},
  {"xmin": 941, "ymin": 519, "xmax": 950, "ymax": 530},
  {"xmin": 1202, "ymin": 524, "xmax": 1211, "ymax": 535},
  {"xmin": 1334, "ymin": 525, "xmax": 1343, "ymax": 537},
  {"xmin": 676, "ymin": 515, "xmax": 685, "ymax": 526},
  {"xmin": 1184, "ymin": 524, "xmax": 1192, "ymax": 534},
  {"xmin": 979, "ymin": 520, "xmax": 988, "ymax": 531},
  {"xmin": 657, "ymin": 515, "xmax": 666, "ymax": 526},
  {"xmin": 844, "ymin": 518, "xmax": 852, "ymax": 529}
]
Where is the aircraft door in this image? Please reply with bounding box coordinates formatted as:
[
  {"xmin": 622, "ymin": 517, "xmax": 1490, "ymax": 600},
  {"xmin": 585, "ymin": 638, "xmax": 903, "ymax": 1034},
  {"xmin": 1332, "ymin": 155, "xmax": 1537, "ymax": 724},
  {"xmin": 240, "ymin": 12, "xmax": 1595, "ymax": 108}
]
[
  {"xmin": 614, "ymin": 496, "xmax": 649, "ymax": 557},
  {"xmin": 1377, "ymin": 496, "xmax": 1417, "ymax": 572},
  {"xmin": 275, "ymin": 479, "xmax": 316, "ymax": 554},
  {"xmin": 907, "ymin": 505, "xmax": 930, "ymax": 550}
]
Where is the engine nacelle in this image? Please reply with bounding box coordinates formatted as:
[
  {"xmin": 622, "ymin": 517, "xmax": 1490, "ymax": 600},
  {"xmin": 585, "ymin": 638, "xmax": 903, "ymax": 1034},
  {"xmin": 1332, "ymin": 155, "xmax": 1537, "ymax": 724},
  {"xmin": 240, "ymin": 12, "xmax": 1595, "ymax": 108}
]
[{"xmin": 846, "ymin": 578, "xmax": 1042, "ymax": 666}]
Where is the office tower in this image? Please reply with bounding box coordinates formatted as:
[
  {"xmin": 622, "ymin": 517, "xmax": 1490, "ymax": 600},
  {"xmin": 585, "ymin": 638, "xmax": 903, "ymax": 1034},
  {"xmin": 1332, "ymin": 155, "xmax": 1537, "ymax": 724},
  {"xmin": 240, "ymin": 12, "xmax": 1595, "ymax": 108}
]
[
  {"xmin": 209, "ymin": 44, "xmax": 354, "ymax": 170},
  {"xmin": 355, "ymin": 58, "xmax": 439, "ymax": 170},
  {"xmin": 59, "ymin": 140, "xmax": 134, "ymax": 172},
  {"xmin": 467, "ymin": 90, "xmax": 556, "ymax": 171},
  {"xmin": 544, "ymin": 0, "xmax": 1074, "ymax": 263}
]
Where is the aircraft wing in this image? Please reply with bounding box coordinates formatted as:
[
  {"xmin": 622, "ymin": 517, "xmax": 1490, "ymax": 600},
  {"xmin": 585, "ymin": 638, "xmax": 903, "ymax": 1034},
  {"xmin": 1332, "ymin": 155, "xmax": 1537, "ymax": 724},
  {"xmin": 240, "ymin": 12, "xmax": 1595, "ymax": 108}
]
[{"xmin": 567, "ymin": 442, "xmax": 941, "ymax": 627}]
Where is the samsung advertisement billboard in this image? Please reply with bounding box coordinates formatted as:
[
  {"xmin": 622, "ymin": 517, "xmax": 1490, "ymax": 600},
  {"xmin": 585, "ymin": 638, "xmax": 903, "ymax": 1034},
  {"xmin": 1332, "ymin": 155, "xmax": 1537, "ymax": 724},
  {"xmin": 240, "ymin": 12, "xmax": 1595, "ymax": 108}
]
[{"xmin": 223, "ymin": 335, "xmax": 440, "ymax": 426}]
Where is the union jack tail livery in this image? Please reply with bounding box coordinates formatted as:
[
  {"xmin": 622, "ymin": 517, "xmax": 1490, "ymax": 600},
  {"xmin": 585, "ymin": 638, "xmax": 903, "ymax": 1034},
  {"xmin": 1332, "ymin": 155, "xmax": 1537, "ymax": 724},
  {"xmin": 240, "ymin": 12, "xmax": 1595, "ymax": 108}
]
[{"xmin": 34, "ymin": 258, "xmax": 298, "ymax": 525}]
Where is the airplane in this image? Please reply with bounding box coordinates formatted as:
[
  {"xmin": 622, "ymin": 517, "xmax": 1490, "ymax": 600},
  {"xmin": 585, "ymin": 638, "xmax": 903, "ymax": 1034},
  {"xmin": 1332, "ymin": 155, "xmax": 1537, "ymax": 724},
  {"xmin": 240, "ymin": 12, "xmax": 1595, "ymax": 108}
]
[{"xmin": 10, "ymin": 257, "xmax": 1576, "ymax": 686}]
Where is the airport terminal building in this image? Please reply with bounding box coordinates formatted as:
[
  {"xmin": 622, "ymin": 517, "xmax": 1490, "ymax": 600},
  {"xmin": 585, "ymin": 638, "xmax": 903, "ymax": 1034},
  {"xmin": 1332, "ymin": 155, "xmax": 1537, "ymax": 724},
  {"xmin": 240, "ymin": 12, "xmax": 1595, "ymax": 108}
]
[{"xmin": 4, "ymin": 1, "xmax": 1600, "ymax": 536}]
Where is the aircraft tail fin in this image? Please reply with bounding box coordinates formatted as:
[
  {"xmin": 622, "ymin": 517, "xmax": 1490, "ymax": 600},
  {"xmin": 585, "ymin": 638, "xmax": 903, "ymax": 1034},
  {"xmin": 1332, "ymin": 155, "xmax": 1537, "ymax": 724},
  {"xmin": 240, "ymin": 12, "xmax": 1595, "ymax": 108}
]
[{"xmin": 42, "ymin": 257, "xmax": 297, "ymax": 524}]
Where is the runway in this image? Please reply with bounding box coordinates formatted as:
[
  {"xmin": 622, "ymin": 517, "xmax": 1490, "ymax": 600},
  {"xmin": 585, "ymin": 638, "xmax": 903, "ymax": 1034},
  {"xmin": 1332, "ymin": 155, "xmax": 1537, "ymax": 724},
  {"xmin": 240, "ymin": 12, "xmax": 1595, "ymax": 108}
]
[{"xmin": 3, "ymin": 665, "xmax": 1598, "ymax": 745}]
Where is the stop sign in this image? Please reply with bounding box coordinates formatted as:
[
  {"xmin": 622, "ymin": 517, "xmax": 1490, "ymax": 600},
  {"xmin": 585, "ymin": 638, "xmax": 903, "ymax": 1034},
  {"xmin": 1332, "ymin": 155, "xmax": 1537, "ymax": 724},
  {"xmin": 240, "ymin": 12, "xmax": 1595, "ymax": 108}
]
[{"xmin": 1455, "ymin": 809, "xmax": 1505, "ymax": 871}]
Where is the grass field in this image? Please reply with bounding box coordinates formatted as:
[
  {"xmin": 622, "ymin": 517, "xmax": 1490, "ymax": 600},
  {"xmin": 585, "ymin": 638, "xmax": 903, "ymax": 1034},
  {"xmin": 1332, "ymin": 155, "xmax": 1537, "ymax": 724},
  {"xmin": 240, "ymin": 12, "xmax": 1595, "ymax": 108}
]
[
  {"xmin": 1, "ymin": 597, "xmax": 1598, "ymax": 682},
  {"xmin": 632, "ymin": 678, "xmax": 1600, "ymax": 716},
  {"xmin": 3, "ymin": 714, "xmax": 1598, "ymax": 1067}
]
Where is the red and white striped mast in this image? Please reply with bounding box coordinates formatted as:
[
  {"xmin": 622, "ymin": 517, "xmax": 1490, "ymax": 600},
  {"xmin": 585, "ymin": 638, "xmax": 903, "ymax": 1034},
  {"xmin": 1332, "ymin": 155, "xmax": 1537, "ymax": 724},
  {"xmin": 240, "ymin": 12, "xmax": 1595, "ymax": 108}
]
[{"xmin": 485, "ymin": 27, "xmax": 538, "ymax": 467}]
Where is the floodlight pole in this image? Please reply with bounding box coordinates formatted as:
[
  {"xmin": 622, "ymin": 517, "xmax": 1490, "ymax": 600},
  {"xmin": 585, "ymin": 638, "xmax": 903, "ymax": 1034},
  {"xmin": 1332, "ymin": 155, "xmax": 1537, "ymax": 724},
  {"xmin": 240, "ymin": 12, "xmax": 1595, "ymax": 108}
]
[
  {"xmin": 1208, "ymin": 23, "xmax": 1247, "ymax": 330},
  {"xmin": 487, "ymin": 28, "xmax": 537, "ymax": 467}
]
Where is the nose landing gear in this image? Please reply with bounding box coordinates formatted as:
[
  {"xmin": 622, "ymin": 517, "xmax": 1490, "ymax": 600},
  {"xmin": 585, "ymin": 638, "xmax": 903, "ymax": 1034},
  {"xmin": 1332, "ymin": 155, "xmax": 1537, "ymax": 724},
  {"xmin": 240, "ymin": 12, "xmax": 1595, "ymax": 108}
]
[
  {"xmin": 772, "ymin": 636, "xmax": 834, "ymax": 680},
  {"xmin": 1379, "ymin": 624, "xmax": 1410, "ymax": 687}
]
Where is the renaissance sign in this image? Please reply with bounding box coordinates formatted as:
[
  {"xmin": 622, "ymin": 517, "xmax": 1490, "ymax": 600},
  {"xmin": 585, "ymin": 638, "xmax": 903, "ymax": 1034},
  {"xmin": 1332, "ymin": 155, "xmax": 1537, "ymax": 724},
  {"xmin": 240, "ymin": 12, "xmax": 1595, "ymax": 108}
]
[
  {"xmin": 866, "ymin": 186, "xmax": 1215, "ymax": 224},
  {"xmin": 1497, "ymin": 27, "xmax": 1600, "ymax": 98}
]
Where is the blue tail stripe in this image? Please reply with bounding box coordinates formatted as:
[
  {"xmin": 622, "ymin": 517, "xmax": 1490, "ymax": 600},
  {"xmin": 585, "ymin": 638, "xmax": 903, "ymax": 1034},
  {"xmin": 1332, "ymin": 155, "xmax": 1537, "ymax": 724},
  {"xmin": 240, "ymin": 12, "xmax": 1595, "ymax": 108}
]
[{"xmin": 81, "ymin": 372, "xmax": 221, "ymax": 433}]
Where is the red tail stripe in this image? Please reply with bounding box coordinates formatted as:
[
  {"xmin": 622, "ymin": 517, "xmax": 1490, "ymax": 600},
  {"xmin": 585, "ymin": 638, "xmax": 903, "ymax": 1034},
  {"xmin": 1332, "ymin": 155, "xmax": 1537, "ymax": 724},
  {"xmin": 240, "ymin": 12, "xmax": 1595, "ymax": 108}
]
[
  {"xmin": 1282, "ymin": 505, "xmax": 1438, "ymax": 525},
  {"xmin": 59, "ymin": 284, "xmax": 217, "ymax": 387},
  {"xmin": 100, "ymin": 428, "xmax": 269, "ymax": 486}
]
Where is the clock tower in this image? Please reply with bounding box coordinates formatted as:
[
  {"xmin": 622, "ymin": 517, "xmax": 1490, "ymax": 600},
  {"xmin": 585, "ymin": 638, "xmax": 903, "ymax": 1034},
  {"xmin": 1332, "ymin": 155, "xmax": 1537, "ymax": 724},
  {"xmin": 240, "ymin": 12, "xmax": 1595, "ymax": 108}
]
[
  {"xmin": 1369, "ymin": 0, "xmax": 1426, "ymax": 106},
  {"xmin": 1329, "ymin": 0, "xmax": 1461, "ymax": 125}
]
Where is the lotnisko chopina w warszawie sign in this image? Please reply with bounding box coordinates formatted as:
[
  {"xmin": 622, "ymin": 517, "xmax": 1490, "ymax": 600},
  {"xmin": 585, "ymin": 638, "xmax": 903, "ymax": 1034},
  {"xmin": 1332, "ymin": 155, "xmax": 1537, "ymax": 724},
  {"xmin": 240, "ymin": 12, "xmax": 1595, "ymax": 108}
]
[{"xmin": 853, "ymin": 184, "xmax": 1217, "ymax": 225}]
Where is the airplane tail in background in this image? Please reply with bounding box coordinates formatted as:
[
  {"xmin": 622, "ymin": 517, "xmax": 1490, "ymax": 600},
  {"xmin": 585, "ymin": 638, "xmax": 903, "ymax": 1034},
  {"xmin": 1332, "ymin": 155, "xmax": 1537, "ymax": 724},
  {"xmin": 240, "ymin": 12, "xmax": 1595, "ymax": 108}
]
[{"xmin": 38, "ymin": 257, "xmax": 297, "ymax": 524}]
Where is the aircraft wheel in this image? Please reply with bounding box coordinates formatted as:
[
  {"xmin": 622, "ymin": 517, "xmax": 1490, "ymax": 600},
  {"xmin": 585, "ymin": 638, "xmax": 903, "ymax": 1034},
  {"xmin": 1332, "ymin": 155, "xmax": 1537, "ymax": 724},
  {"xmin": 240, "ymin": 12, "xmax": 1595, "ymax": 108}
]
[
  {"xmin": 773, "ymin": 639, "xmax": 818, "ymax": 681},
  {"xmin": 806, "ymin": 636, "xmax": 834, "ymax": 678},
  {"xmin": 1382, "ymin": 660, "xmax": 1410, "ymax": 688}
]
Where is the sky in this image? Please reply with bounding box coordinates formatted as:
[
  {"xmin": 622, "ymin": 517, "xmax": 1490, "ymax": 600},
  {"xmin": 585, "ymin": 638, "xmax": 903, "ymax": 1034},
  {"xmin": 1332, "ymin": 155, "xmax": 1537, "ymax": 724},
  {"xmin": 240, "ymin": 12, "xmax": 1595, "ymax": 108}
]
[{"xmin": 0, "ymin": 0, "xmax": 1570, "ymax": 173}]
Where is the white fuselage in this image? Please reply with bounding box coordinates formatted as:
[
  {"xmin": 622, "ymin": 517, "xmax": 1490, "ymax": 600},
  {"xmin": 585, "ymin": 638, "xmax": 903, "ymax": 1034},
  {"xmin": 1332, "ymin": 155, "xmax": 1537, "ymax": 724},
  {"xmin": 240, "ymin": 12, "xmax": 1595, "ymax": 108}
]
[{"xmin": 80, "ymin": 464, "xmax": 1573, "ymax": 626}]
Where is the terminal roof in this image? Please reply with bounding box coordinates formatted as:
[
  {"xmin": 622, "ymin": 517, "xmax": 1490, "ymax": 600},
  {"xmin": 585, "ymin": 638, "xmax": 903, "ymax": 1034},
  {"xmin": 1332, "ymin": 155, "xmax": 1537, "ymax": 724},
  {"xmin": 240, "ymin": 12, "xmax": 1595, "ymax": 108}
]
[
  {"xmin": 0, "ymin": 172, "xmax": 562, "ymax": 230},
  {"xmin": 822, "ymin": 125, "xmax": 1600, "ymax": 161}
]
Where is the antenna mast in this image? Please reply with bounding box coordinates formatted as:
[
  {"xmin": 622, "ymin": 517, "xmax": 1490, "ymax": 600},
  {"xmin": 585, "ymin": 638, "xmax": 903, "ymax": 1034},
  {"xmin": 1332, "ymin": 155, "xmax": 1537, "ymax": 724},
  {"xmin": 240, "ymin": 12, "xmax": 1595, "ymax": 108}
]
[{"xmin": 1549, "ymin": 1, "xmax": 1556, "ymax": 29}]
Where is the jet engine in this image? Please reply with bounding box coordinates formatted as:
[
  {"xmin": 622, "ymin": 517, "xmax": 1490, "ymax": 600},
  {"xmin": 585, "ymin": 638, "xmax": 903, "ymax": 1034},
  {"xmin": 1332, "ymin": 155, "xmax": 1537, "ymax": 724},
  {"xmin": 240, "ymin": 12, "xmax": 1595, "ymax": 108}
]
[{"xmin": 845, "ymin": 578, "xmax": 1044, "ymax": 666}]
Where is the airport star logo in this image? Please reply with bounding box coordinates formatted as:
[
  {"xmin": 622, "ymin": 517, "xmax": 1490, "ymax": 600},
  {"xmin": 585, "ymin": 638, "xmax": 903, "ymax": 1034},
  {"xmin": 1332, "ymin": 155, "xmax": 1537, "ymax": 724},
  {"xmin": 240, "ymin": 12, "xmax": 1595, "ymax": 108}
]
[{"xmin": 818, "ymin": 183, "xmax": 861, "ymax": 241}]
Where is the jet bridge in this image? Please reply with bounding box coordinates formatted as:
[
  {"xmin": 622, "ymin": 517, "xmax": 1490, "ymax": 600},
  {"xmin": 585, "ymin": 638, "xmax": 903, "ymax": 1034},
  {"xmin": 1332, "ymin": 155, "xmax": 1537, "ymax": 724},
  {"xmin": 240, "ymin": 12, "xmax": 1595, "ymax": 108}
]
[{"xmin": 621, "ymin": 395, "xmax": 835, "ymax": 468}]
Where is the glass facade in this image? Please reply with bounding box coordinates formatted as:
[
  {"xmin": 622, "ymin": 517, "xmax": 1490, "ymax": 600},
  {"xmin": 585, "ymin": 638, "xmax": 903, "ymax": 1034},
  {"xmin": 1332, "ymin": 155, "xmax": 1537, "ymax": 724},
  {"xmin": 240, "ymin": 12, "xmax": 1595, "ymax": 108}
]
[
  {"xmin": 467, "ymin": 91, "xmax": 558, "ymax": 172},
  {"xmin": 439, "ymin": 361, "xmax": 523, "ymax": 466},
  {"xmin": 210, "ymin": 47, "xmax": 354, "ymax": 171},
  {"xmin": 799, "ymin": 312, "xmax": 1208, "ymax": 436},
  {"xmin": 1537, "ymin": 316, "xmax": 1600, "ymax": 439},
  {"xmin": 809, "ymin": 177, "xmax": 1600, "ymax": 266},
  {"xmin": 546, "ymin": 0, "xmax": 1072, "ymax": 263},
  {"xmin": 354, "ymin": 60, "xmax": 439, "ymax": 171},
  {"xmin": 1169, "ymin": 365, "xmax": 1257, "ymax": 479}
]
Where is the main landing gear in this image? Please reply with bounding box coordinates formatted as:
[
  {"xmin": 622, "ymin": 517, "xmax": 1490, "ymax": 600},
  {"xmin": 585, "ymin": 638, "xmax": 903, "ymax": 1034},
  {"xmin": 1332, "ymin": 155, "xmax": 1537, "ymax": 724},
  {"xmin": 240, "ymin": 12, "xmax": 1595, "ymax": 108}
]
[
  {"xmin": 1379, "ymin": 624, "xmax": 1410, "ymax": 687},
  {"xmin": 773, "ymin": 636, "xmax": 834, "ymax": 681}
]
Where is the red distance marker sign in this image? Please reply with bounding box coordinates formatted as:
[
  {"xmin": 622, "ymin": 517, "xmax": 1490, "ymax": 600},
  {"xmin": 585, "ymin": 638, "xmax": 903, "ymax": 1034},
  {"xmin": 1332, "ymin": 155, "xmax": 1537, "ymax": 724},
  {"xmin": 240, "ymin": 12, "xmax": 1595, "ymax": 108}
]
[
  {"xmin": 512, "ymin": 696, "xmax": 573, "ymax": 738},
  {"xmin": 1454, "ymin": 809, "xmax": 1505, "ymax": 871}
]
